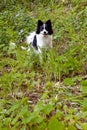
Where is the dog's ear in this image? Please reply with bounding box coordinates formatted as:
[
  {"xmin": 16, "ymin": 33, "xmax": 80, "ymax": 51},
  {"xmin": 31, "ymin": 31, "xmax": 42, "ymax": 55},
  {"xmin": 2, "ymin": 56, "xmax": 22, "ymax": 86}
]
[
  {"xmin": 36, "ymin": 20, "xmax": 43, "ymax": 34},
  {"xmin": 46, "ymin": 19, "xmax": 53, "ymax": 35},
  {"xmin": 45, "ymin": 19, "xmax": 51, "ymax": 25},
  {"xmin": 38, "ymin": 20, "xmax": 43, "ymax": 26}
]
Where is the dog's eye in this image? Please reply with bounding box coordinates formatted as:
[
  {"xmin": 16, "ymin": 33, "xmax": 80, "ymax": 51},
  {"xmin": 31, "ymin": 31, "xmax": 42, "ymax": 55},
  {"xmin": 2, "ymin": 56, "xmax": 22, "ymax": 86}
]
[
  {"xmin": 41, "ymin": 27, "xmax": 44, "ymax": 30},
  {"xmin": 45, "ymin": 26, "xmax": 48, "ymax": 30}
]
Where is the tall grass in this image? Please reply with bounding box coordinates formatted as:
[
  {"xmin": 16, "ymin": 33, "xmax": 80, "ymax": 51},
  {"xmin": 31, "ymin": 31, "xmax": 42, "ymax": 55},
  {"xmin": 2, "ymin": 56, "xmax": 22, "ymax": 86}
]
[{"xmin": 0, "ymin": 0, "xmax": 87, "ymax": 129}]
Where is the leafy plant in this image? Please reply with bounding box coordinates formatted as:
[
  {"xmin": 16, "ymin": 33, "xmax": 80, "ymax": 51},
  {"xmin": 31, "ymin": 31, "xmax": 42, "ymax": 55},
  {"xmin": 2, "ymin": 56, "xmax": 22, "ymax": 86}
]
[{"xmin": 0, "ymin": 0, "xmax": 87, "ymax": 129}]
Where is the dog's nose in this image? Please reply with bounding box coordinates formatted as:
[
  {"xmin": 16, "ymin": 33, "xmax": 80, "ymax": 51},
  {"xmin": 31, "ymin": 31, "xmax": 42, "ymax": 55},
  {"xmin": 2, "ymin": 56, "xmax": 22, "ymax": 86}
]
[{"xmin": 44, "ymin": 31, "xmax": 47, "ymax": 34}]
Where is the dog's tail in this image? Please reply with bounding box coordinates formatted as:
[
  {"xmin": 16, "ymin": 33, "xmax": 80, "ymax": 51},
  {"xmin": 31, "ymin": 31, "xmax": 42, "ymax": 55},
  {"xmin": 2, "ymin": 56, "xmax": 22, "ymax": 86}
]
[{"xmin": 21, "ymin": 32, "xmax": 35, "ymax": 51}]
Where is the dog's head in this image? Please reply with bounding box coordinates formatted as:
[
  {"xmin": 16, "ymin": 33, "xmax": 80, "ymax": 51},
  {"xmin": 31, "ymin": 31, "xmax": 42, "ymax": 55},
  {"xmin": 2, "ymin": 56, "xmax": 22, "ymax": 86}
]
[{"xmin": 36, "ymin": 20, "xmax": 53, "ymax": 35}]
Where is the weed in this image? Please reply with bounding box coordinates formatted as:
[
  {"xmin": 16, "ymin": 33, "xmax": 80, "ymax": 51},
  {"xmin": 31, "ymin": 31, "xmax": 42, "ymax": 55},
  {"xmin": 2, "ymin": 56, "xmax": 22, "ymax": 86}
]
[{"xmin": 0, "ymin": 0, "xmax": 87, "ymax": 129}]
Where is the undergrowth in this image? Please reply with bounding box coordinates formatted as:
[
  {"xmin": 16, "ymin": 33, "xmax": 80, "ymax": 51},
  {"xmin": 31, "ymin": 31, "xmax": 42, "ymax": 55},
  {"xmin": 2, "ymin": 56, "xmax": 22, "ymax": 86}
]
[{"xmin": 0, "ymin": 0, "xmax": 87, "ymax": 130}]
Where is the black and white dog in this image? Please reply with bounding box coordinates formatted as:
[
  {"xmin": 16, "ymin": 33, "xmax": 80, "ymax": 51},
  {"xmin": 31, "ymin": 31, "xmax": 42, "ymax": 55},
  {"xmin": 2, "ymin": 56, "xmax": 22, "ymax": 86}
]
[{"xmin": 25, "ymin": 19, "xmax": 53, "ymax": 53}]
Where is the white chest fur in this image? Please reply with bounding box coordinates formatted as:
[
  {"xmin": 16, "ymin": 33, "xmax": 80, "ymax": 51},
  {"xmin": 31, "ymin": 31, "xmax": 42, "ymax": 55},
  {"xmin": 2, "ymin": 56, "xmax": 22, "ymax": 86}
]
[{"xmin": 36, "ymin": 34, "xmax": 52, "ymax": 48}]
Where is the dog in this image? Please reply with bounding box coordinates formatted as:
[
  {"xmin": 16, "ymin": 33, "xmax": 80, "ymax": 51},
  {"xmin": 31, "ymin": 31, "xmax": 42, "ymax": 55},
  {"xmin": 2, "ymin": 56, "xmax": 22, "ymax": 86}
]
[{"xmin": 25, "ymin": 19, "xmax": 53, "ymax": 54}]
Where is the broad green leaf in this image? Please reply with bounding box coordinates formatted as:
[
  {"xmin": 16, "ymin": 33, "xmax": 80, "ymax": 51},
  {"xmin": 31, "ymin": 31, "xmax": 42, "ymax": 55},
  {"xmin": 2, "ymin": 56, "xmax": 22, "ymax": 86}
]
[
  {"xmin": 48, "ymin": 117, "xmax": 64, "ymax": 130},
  {"xmin": 81, "ymin": 80, "xmax": 87, "ymax": 94},
  {"xmin": 81, "ymin": 86, "xmax": 87, "ymax": 94},
  {"xmin": 68, "ymin": 125, "xmax": 76, "ymax": 130},
  {"xmin": 55, "ymin": 110, "xmax": 63, "ymax": 118},
  {"xmin": 81, "ymin": 111, "xmax": 87, "ymax": 118},
  {"xmin": 82, "ymin": 98, "xmax": 87, "ymax": 111},
  {"xmin": 34, "ymin": 101, "xmax": 43, "ymax": 113},
  {"xmin": 63, "ymin": 78, "xmax": 74, "ymax": 86},
  {"xmin": 18, "ymin": 106, "xmax": 29, "ymax": 116},
  {"xmin": 22, "ymin": 115, "xmax": 33, "ymax": 124},
  {"xmin": 45, "ymin": 81, "xmax": 53, "ymax": 88},
  {"xmin": 32, "ymin": 122, "xmax": 46, "ymax": 130},
  {"xmin": 33, "ymin": 115, "xmax": 43, "ymax": 124},
  {"xmin": 81, "ymin": 80, "xmax": 87, "ymax": 86},
  {"xmin": 81, "ymin": 123, "xmax": 87, "ymax": 130},
  {"xmin": 7, "ymin": 103, "xmax": 20, "ymax": 113},
  {"xmin": 42, "ymin": 104, "xmax": 53, "ymax": 114},
  {"xmin": 22, "ymin": 112, "xmax": 38, "ymax": 124}
]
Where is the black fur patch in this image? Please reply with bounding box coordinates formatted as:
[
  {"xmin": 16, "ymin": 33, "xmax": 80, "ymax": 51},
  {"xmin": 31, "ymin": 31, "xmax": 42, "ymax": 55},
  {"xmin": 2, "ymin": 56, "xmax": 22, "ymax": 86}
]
[{"xmin": 32, "ymin": 35, "xmax": 38, "ymax": 50}]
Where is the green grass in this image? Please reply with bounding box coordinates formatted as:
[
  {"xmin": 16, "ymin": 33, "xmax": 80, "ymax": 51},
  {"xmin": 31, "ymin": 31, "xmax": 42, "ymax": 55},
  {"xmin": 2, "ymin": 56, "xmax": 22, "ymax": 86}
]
[{"xmin": 0, "ymin": 0, "xmax": 87, "ymax": 129}]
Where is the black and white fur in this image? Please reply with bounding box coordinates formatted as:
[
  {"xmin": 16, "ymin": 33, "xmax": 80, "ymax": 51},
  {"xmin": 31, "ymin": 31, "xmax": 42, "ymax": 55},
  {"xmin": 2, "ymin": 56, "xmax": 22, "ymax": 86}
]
[{"xmin": 26, "ymin": 20, "xmax": 53, "ymax": 53}]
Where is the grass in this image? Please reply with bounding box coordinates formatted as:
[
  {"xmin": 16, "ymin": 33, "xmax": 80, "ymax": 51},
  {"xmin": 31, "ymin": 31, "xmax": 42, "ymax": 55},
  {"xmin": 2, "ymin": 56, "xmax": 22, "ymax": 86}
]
[{"xmin": 0, "ymin": 0, "xmax": 87, "ymax": 129}]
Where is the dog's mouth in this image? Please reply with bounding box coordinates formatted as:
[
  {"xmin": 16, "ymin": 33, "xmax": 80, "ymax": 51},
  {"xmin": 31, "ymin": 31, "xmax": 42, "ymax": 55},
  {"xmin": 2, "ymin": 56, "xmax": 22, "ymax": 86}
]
[
  {"xmin": 40, "ymin": 33, "xmax": 48, "ymax": 36},
  {"xmin": 43, "ymin": 33, "xmax": 48, "ymax": 36},
  {"xmin": 40, "ymin": 32, "xmax": 48, "ymax": 36}
]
